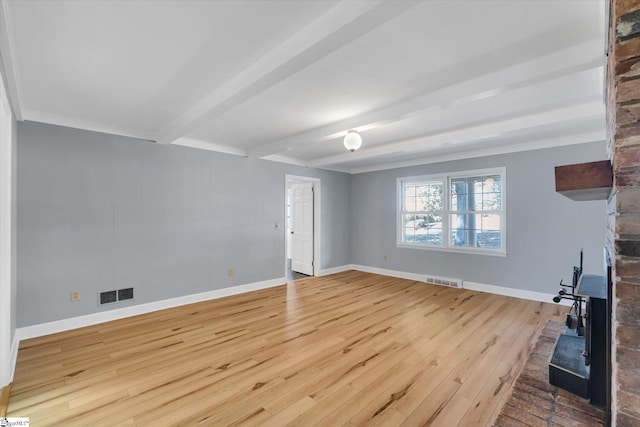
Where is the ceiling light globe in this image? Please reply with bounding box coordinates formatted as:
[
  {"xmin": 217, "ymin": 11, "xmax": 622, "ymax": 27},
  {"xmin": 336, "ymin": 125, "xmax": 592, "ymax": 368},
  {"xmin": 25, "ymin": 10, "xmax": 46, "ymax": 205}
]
[{"xmin": 343, "ymin": 130, "xmax": 362, "ymax": 152}]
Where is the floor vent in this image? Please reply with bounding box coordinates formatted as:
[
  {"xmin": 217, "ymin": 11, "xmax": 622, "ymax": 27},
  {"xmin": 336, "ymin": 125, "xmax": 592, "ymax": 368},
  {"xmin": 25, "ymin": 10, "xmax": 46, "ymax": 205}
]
[
  {"xmin": 425, "ymin": 275, "xmax": 463, "ymax": 289},
  {"xmin": 99, "ymin": 288, "xmax": 134, "ymax": 305}
]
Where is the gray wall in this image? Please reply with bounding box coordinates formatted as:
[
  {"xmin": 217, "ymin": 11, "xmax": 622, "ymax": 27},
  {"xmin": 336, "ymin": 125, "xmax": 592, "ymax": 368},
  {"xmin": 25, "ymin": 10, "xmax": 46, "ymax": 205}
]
[
  {"xmin": 17, "ymin": 121, "xmax": 350, "ymax": 327},
  {"xmin": 16, "ymin": 120, "xmax": 607, "ymax": 327},
  {"xmin": 350, "ymin": 142, "xmax": 607, "ymax": 294}
]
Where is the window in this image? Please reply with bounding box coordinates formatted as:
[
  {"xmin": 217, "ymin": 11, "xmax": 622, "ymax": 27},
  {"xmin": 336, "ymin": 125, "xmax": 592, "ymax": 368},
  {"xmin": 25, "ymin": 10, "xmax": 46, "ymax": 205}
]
[{"xmin": 397, "ymin": 168, "xmax": 506, "ymax": 256}]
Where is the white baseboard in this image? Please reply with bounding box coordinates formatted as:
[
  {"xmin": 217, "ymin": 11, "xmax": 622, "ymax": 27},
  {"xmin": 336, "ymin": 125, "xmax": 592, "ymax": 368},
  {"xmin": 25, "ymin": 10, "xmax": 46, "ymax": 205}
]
[
  {"xmin": 13, "ymin": 269, "xmax": 568, "ymax": 343},
  {"xmin": 9, "ymin": 333, "xmax": 18, "ymax": 382},
  {"xmin": 16, "ymin": 277, "xmax": 287, "ymax": 342},
  {"xmin": 318, "ymin": 265, "xmax": 353, "ymax": 276},
  {"xmin": 9, "ymin": 267, "xmax": 569, "ymax": 383},
  {"xmin": 463, "ymin": 281, "xmax": 571, "ymax": 306},
  {"xmin": 351, "ymin": 264, "xmax": 425, "ymax": 282},
  {"xmin": 351, "ymin": 264, "xmax": 568, "ymax": 305}
]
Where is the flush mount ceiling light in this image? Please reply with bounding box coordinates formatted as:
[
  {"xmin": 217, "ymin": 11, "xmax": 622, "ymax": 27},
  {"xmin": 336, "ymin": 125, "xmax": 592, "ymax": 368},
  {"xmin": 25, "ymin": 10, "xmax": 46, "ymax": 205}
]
[{"xmin": 343, "ymin": 130, "xmax": 362, "ymax": 152}]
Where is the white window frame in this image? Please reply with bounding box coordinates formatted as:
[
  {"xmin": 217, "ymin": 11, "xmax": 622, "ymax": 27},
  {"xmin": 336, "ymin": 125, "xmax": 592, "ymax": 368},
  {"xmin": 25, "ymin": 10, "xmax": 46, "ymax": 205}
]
[{"xmin": 397, "ymin": 167, "xmax": 506, "ymax": 257}]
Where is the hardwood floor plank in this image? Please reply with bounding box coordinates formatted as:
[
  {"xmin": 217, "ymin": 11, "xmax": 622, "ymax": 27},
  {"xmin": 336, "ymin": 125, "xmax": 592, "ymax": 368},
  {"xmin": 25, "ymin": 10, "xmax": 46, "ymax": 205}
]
[
  {"xmin": 427, "ymin": 394, "xmax": 473, "ymax": 427},
  {"xmin": 346, "ymin": 294, "xmax": 516, "ymax": 424},
  {"xmin": 6, "ymin": 271, "xmax": 563, "ymax": 426},
  {"xmin": 262, "ymin": 396, "xmax": 317, "ymax": 426},
  {"xmin": 285, "ymin": 384, "xmax": 361, "ymax": 426},
  {"xmin": 315, "ymin": 361, "xmax": 420, "ymax": 427},
  {"xmin": 0, "ymin": 383, "xmax": 10, "ymax": 417}
]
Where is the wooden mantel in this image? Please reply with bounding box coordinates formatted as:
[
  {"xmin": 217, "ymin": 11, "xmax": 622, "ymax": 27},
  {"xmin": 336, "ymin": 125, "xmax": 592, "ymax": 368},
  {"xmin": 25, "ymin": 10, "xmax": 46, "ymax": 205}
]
[{"xmin": 555, "ymin": 160, "xmax": 613, "ymax": 201}]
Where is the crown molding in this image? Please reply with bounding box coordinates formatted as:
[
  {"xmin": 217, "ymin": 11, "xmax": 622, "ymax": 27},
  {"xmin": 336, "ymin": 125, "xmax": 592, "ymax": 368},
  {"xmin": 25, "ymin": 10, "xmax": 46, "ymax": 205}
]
[
  {"xmin": 171, "ymin": 137, "xmax": 248, "ymax": 157},
  {"xmin": 23, "ymin": 109, "xmax": 152, "ymax": 141},
  {"xmin": 347, "ymin": 131, "xmax": 605, "ymax": 175}
]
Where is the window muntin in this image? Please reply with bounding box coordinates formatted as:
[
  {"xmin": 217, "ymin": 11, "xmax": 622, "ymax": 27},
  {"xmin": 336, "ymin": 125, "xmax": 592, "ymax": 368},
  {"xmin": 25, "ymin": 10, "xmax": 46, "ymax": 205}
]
[{"xmin": 398, "ymin": 169, "xmax": 505, "ymax": 255}]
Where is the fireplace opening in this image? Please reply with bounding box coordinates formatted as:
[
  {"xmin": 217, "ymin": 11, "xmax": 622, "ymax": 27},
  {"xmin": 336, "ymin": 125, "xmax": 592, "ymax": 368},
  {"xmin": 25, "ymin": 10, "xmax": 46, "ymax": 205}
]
[{"xmin": 549, "ymin": 248, "xmax": 611, "ymax": 419}]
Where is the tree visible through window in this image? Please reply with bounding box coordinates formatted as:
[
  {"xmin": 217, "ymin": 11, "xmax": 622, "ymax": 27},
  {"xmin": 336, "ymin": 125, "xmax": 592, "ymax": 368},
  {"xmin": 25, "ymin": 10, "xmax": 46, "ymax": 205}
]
[
  {"xmin": 398, "ymin": 168, "xmax": 505, "ymax": 254},
  {"xmin": 401, "ymin": 180, "xmax": 443, "ymax": 245},
  {"xmin": 450, "ymin": 175, "xmax": 502, "ymax": 249}
]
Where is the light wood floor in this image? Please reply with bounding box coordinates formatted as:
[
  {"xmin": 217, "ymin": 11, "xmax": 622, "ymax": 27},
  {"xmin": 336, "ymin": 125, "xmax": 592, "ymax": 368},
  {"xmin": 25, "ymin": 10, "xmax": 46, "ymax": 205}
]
[{"xmin": 7, "ymin": 271, "xmax": 562, "ymax": 426}]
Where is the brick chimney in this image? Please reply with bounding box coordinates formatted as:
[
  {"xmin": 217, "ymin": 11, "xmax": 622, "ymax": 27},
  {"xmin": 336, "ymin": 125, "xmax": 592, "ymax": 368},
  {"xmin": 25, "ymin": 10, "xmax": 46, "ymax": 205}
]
[{"xmin": 607, "ymin": 1, "xmax": 640, "ymax": 425}]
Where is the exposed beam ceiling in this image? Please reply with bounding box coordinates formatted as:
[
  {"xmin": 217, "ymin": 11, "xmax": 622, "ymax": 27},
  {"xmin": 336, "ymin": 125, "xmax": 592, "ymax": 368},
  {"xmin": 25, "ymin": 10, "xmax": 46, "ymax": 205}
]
[
  {"xmin": 0, "ymin": 0, "xmax": 607, "ymax": 173},
  {"xmin": 308, "ymin": 100, "xmax": 605, "ymax": 168},
  {"xmin": 155, "ymin": 0, "xmax": 419, "ymax": 145},
  {"xmin": 248, "ymin": 38, "xmax": 604, "ymax": 159}
]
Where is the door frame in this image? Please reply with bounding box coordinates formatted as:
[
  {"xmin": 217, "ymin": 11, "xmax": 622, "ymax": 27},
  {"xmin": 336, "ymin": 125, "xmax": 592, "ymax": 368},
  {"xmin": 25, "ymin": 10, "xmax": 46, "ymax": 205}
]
[
  {"xmin": 0, "ymin": 65, "xmax": 14, "ymax": 388},
  {"xmin": 285, "ymin": 175, "xmax": 320, "ymax": 277}
]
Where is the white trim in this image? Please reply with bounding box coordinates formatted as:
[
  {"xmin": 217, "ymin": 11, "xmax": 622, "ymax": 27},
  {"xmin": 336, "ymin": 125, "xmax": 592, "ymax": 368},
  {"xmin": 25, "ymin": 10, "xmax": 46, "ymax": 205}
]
[
  {"xmin": 113, "ymin": 128, "xmax": 602, "ymax": 176},
  {"xmin": 396, "ymin": 243, "xmax": 507, "ymax": 257},
  {"xmin": 348, "ymin": 131, "xmax": 604, "ymax": 175},
  {"xmin": 351, "ymin": 264, "xmax": 425, "ymax": 282},
  {"xmin": 253, "ymin": 38, "xmax": 603, "ymax": 160},
  {"xmin": 158, "ymin": 1, "xmax": 417, "ymax": 145},
  {"xmin": 350, "ymin": 264, "xmax": 571, "ymax": 305},
  {"xmin": 262, "ymin": 154, "xmax": 308, "ymax": 167},
  {"xmin": 463, "ymin": 281, "xmax": 572, "ymax": 306},
  {"xmin": 0, "ymin": 62, "xmax": 13, "ymax": 388},
  {"xmin": 318, "ymin": 265, "xmax": 352, "ymax": 276},
  {"xmin": 8, "ymin": 267, "xmax": 571, "ymax": 382},
  {"xmin": 21, "ymin": 109, "xmax": 151, "ymax": 141},
  {"xmin": 16, "ymin": 277, "xmax": 286, "ymax": 341},
  {"xmin": 171, "ymin": 137, "xmax": 248, "ymax": 157},
  {"xmin": 396, "ymin": 167, "xmax": 506, "ymax": 256},
  {"xmin": 9, "ymin": 332, "xmax": 18, "ymax": 382},
  {"xmin": 15, "ymin": 115, "xmax": 602, "ymax": 178},
  {"xmin": 313, "ymin": 164, "xmax": 351, "ymax": 174},
  {"xmin": 309, "ymin": 100, "xmax": 604, "ymax": 169},
  {"xmin": 0, "ymin": 0, "xmax": 23, "ymax": 120},
  {"xmin": 285, "ymin": 175, "xmax": 321, "ymax": 277}
]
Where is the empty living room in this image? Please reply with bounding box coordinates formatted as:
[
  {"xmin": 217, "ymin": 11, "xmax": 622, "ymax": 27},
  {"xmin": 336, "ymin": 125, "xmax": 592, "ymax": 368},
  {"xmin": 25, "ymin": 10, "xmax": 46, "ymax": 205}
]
[{"xmin": 1, "ymin": 0, "xmax": 639, "ymax": 426}]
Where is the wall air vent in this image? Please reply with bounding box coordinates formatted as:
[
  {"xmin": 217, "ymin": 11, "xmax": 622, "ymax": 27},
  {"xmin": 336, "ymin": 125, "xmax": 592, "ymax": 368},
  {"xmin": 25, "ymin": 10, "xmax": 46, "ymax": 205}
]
[
  {"xmin": 118, "ymin": 287, "xmax": 134, "ymax": 301},
  {"xmin": 99, "ymin": 290, "xmax": 117, "ymax": 305},
  {"xmin": 99, "ymin": 287, "xmax": 135, "ymax": 305},
  {"xmin": 425, "ymin": 275, "xmax": 463, "ymax": 289}
]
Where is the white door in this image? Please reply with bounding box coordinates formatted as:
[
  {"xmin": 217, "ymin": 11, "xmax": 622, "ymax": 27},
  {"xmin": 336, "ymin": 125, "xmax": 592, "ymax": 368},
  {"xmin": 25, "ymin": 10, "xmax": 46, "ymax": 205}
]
[{"xmin": 290, "ymin": 182, "xmax": 314, "ymax": 275}]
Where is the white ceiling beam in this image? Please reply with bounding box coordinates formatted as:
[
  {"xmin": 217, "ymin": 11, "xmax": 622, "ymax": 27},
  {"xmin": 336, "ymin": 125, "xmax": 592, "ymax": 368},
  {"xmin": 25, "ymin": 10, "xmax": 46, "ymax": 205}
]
[
  {"xmin": 307, "ymin": 100, "xmax": 605, "ymax": 168},
  {"xmin": 348, "ymin": 130, "xmax": 606, "ymax": 175},
  {"xmin": 0, "ymin": 0, "xmax": 23, "ymax": 120},
  {"xmin": 248, "ymin": 38, "xmax": 605, "ymax": 159},
  {"xmin": 154, "ymin": 0, "xmax": 419, "ymax": 145}
]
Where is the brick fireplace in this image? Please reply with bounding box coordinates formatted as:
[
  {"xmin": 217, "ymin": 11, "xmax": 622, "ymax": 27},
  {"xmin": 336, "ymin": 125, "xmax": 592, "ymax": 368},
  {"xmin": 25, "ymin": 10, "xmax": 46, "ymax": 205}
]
[{"xmin": 607, "ymin": 1, "xmax": 640, "ymax": 425}]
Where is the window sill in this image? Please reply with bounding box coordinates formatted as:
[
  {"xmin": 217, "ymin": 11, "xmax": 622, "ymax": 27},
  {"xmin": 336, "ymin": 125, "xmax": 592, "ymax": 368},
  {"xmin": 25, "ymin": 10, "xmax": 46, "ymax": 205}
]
[{"xmin": 396, "ymin": 243, "xmax": 507, "ymax": 257}]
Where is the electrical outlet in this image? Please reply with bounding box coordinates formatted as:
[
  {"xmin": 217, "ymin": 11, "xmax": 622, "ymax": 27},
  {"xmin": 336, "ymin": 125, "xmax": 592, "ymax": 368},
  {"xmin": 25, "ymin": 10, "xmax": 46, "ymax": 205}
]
[
  {"xmin": 384, "ymin": 255, "xmax": 388, "ymax": 261},
  {"xmin": 70, "ymin": 290, "xmax": 80, "ymax": 302},
  {"xmin": 274, "ymin": 222, "xmax": 280, "ymax": 230},
  {"xmin": 228, "ymin": 268, "xmax": 235, "ymax": 277}
]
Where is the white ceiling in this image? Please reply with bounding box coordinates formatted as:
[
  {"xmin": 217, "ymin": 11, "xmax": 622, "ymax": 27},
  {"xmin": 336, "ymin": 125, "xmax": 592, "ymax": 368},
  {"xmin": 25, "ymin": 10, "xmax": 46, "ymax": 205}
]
[{"xmin": 0, "ymin": 0, "xmax": 607, "ymax": 174}]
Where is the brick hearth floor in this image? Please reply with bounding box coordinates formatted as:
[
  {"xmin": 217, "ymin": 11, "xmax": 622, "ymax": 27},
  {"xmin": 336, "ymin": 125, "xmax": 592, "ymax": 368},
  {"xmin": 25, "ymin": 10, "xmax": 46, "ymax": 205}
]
[{"xmin": 493, "ymin": 320, "xmax": 607, "ymax": 427}]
